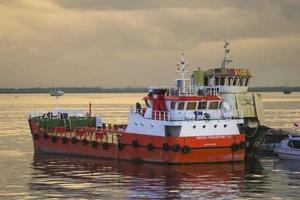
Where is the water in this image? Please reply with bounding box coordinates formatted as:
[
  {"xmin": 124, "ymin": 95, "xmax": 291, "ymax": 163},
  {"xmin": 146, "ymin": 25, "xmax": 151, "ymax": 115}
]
[{"xmin": 0, "ymin": 93, "xmax": 300, "ymax": 199}]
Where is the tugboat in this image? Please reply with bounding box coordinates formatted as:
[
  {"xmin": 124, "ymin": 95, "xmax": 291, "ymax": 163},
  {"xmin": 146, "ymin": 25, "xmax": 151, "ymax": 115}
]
[{"xmin": 28, "ymin": 53, "xmax": 246, "ymax": 164}]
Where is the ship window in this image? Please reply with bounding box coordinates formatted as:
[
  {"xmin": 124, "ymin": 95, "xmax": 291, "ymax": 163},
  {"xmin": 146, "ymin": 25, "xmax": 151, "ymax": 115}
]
[
  {"xmin": 233, "ymin": 78, "xmax": 238, "ymax": 86},
  {"xmin": 187, "ymin": 102, "xmax": 197, "ymax": 110},
  {"xmin": 292, "ymin": 140, "xmax": 300, "ymax": 149},
  {"xmin": 177, "ymin": 102, "xmax": 185, "ymax": 110},
  {"xmin": 228, "ymin": 77, "xmax": 233, "ymax": 86},
  {"xmin": 208, "ymin": 101, "xmax": 219, "ymax": 109},
  {"xmin": 220, "ymin": 77, "xmax": 225, "ymax": 86},
  {"xmin": 198, "ymin": 101, "xmax": 207, "ymax": 109},
  {"xmin": 287, "ymin": 141, "xmax": 293, "ymax": 148},
  {"xmin": 171, "ymin": 101, "xmax": 176, "ymax": 110},
  {"xmin": 239, "ymin": 78, "xmax": 244, "ymax": 86},
  {"xmin": 245, "ymin": 78, "xmax": 249, "ymax": 86}
]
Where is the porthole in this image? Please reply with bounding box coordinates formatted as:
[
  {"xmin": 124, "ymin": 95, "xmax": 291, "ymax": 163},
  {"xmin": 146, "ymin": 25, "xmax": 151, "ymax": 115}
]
[
  {"xmin": 202, "ymin": 125, "xmax": 206, "ymax": 128},
  {"xmin": 150, "ymin": 124, "xmax": 154, "ymax": 127},
  {"xmin": 134, "ymin": 122, "xmax": 138, "ymax": 126},
  {"xmin": 141, "ymin": 123, "xmax": 144, "ymax": 126},
  {"xmin": 214, "ymin": 125, "xmax": 217, "ymax": 128},
  {"xmin": 224, "ymin": 124, "xmax": 227, "ymax": 128},
  {"xmin": 193, "ymin": 125, "xmax": 196, "ymax": 129}
]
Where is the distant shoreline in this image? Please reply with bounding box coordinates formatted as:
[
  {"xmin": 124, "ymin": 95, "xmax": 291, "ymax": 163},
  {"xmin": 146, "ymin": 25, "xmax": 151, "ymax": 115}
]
[{"xmin": 0, "ymin": 87, "xmax": 299, "ymax": 94}]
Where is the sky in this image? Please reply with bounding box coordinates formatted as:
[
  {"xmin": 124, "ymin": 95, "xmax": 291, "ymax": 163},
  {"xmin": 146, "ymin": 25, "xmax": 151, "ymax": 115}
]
[{"xmin": 0, "ymin": 0, "xmax": 299, "ymax": 88}]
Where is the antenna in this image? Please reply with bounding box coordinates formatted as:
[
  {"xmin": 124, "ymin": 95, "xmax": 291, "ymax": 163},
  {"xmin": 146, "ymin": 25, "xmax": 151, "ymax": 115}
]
[{"xmin": 221, "ymin": 39, "xmax": 233, "ymax": 69}]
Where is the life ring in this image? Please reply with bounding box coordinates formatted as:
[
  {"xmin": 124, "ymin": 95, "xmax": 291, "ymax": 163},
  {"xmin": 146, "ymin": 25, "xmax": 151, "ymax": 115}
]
[
  {"xmin": 162, "ymin": 143, "xmax": 169, "ymax": 151},
  {"xmin": 43, "ymin": 132, "xmax": 49, "ymax": 139},
  {"xmin": 132, "ymin": 140, "xmax": 139, "ymax": 148},
  {"xmin": 239, "ymin": 141, "xmax": 247, "ymax": 149},
  {"xmin": 82, "ymin": 138, "xmax": 88, "ymax": 145},
  {"xmin": 91, "ymin": 141, "xmax": 97, "ymax": 148},
  {"xmin": 181, "ymin": 145, "xmax": 190, "ymax": 154},
  {"xmin": 147, "ymin": 143, "xmax": 154, "ymax": 151},
  {"xmin": 231, "ymin": 143, "xmax": 239, "ymax": 151},
  {"xmin": 51, "ymin": 136, "xmax": 57, "ymax": 143},
  {"xmin": 62, "ymin": 137, "xmax": 68, "ymax": 144},
  {"xmin": 173, "ymin": 144, "xmax": 181, "ymax": 152},
  {"xmin": 33, "ymin": 134, "xmax": 39, "ymax": 140},
  {"xmin": 102, "ymin": 142, "xmax": 109, "ymax": 150},
  {"xmin": 71, "ymin": 137, "xmax": 77, "ymax": 144},
  {"xmin": 118, "ymin": 142, "xmax": 124, "ymax": 150}
]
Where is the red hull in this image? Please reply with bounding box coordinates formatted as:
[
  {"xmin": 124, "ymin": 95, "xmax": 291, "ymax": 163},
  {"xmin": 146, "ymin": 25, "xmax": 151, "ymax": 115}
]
[
  {"xmin": 31, "ymin": 134, "xmax": 245, "ymax": 164},
  {"xmin": 29, "ymin": 119, "xmax": 245, "ymax": 164}
]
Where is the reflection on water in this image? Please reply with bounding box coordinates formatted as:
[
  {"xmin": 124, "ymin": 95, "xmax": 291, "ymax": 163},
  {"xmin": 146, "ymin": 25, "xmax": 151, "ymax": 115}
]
[
  {"xmin": 30, "ymin": 155, "xmax": 245, "ymax": 199},
  {"xmin": 0, "ymin": 93, "xmax": 300, "ymax": 199}
]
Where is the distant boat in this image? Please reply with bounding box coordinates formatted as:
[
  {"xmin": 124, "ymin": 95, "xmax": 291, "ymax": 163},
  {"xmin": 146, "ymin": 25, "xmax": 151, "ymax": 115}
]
[
  {"xmin": 283, "ymin": 85, "xmax": 292, "ymax": 94},
  {"xmin": 274, "ymin": 134, "xmax": 300, "ymax": 160},
  {"xmin": 50, "ymin": 88, "xmax": 64, "ymax": 96}
]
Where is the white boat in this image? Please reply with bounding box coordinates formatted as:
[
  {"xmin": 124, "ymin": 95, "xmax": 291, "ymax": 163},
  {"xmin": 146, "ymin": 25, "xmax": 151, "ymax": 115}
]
[
  {"xmin": 50, "ymin": 88, "xmax": 64, "ymax": 96},
  {"xmin": 274, "ymin": 134, "xmax": 300, "ymax": 160}
]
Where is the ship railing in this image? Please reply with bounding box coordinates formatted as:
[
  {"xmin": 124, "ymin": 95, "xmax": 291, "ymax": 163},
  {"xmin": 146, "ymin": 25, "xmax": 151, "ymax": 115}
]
[
  {"xmin": 29, "ymin": 110, "xmax": 90, "ymax": 119},
  {"xmin": 149, "ymin": 86, "xmax": 219, "ymax": 96},
  {"xmin": 130, "ymin": 108, "xmax": 171, "ymax": 121}
]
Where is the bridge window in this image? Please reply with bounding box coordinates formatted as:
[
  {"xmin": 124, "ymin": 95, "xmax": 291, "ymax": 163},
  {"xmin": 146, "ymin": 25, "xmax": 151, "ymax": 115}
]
[
  {"xmin": 208, "ymin": 101, "xmax": 219, "ymax": 109},
  {"xmin": 187, "ymin": 102, "xmax": 197, "ymax": 110},
  {"xmin": 228, "ymin": 77, "xmax": 233, "ymax": 86},
  {"xmin": 233, "ymin": 78, "xmax": 238, "ymax": 86},
  {"xmin": 198, "ymin": 101, "xmax": 207, "ymax": 109},
  {"xmin": 171, "ymin": 101, "xmax": 176, "ymax": 110},
  {"xmin": 177, "ymin": 102, "xmax": 185, "ymax": 110},
  {"xmin": 245, "ymin": 78, "xmax": 249, "ymax": 86}
]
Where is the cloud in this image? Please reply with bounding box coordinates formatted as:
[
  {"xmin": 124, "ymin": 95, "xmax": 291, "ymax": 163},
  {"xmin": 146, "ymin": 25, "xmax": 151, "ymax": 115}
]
[{"xmin": 0, "ymin": 0, "xmax": 299, "ymax": 87}]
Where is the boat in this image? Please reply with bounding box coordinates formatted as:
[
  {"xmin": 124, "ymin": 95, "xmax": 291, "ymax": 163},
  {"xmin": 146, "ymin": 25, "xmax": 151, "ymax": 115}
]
[
  {"xmin": 28, "ymin": 51, "xmax": 247, "ymax": 164},
  {"xmin": 257, "ymin": 129, "xmax": 295, "ymax": 156},
  {"xmin": 283, "ymin": 87, "xmax": 292, "ymax": 94},
  {"xmin": 50, "ymin": 88, "xmax": 64, "ymax": 96},
  {"xmin": 274, "ymin": 135, "xmax": 300, "ymax": 160}
]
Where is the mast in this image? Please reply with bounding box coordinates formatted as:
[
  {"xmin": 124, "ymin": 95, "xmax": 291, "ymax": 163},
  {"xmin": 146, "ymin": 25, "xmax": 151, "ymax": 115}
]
[
  {"xmin": 221, "ymin": 39, "xmax": 233, "ymax": 69},
  {"xmin": 176, "ymin": 53, "xmax": 190, "ymax": 94}
]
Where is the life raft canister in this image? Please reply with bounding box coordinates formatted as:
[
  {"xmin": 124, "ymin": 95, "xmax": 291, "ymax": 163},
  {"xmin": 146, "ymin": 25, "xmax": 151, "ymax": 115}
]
[{"xmin": 132, "ymin": 140, "xmax": 139, "ymax": 148}]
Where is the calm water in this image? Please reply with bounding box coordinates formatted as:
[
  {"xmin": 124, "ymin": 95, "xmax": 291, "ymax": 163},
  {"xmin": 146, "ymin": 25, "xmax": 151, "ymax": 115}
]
[{"xmin": 0, "ymin": 93, "xmax": 300, "ymax": 199}]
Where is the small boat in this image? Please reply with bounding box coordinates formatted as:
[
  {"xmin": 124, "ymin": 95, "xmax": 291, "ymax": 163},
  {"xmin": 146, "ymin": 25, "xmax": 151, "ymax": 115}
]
[
  {"xmin": 274, "ymin": 135, "xmax": 300, "ymax": 160},
  {"xmin": 50, "ymin": 88, "xmax": 64, "ymax": 96},
  {"xmin": 257, "ymin": 129, "xmax": 295, "ymax": 156}
]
